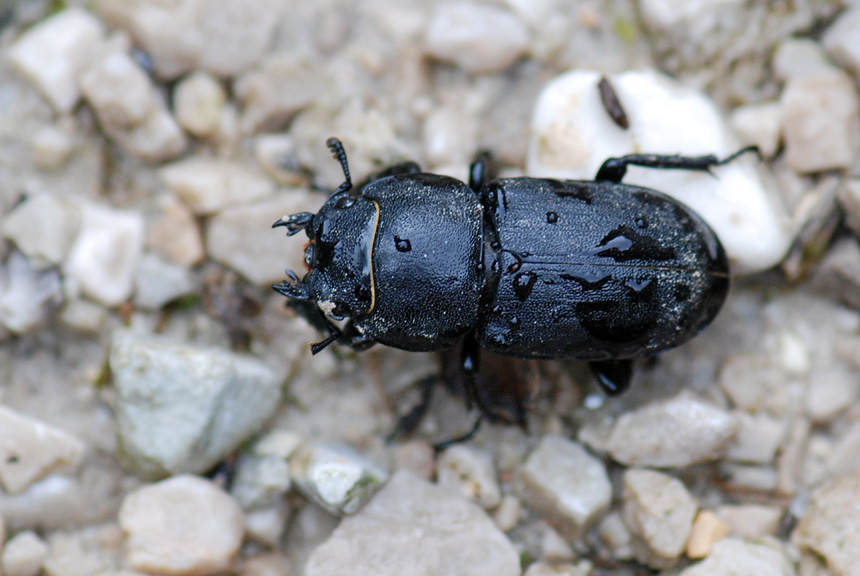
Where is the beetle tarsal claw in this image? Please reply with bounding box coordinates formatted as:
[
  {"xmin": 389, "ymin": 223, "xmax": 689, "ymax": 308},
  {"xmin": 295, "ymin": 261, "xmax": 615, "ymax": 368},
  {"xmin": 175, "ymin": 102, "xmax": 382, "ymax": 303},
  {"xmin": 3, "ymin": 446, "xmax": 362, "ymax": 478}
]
[
  {"xmin": 272, "ymin": 212, "xmax": 313, "ymax": 236},
  {"xmin": 272, "ymin": 279, "xmax": 309, "ymax": 300}
]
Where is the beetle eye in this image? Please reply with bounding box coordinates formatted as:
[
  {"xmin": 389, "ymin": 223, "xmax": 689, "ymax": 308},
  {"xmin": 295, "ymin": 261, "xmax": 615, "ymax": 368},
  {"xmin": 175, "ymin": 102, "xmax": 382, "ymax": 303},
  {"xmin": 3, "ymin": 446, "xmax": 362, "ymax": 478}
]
[
  {"xmin": 335, "ymin": 197, "xmax": 355, "ymax": 209},
  {"xmin": 329, "ymin": 301, "xmax": 351, "ymax": 320}
]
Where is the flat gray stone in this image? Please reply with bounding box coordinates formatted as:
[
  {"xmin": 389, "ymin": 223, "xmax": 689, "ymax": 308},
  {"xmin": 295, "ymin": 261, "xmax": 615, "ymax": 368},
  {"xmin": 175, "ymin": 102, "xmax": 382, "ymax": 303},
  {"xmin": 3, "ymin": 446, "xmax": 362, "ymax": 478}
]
[
  {"xmin": 110, "ymin": 331, "xmax": 281, "ymax": 479},
  {"xmin": 304, "ymin": 470, "xmax": 519, "ymax": 576}
]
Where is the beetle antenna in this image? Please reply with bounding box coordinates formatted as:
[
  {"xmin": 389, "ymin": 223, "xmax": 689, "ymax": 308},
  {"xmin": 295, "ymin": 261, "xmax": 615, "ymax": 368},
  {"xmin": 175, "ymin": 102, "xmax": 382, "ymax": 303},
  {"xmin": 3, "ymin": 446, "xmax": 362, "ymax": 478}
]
[{"xmin": 326, "ymin": 137, "xmax": 354, "ymax": 197}]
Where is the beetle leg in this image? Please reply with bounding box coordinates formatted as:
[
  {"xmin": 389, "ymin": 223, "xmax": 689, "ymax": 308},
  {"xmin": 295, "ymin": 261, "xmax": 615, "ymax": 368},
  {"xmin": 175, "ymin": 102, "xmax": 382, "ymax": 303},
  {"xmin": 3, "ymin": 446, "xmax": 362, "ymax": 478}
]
[
  {"xmin": 385, "ymin": 375, "xmax": 437, "ymax": 443},
  {"xmin": 589, "ymin": 359, "xmax": 633, "ymax": 396},
  {"xmin": 272, "ymin": 212, "xmax": 313, "ymax": 236},
  {"xmin": 468, "ymin": 150, "xmax": 496, "ymax": 192},
  {"xmin": 594, "ymin": 145, "xmax": 761, "ymax": 184}
]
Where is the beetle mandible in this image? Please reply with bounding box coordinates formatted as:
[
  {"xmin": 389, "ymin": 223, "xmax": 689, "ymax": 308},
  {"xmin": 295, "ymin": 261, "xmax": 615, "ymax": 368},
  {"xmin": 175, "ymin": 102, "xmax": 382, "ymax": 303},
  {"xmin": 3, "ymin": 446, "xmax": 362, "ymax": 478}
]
[{"xmin": 274, "ymin": 138, "xmax": 755, "ymax": 424}]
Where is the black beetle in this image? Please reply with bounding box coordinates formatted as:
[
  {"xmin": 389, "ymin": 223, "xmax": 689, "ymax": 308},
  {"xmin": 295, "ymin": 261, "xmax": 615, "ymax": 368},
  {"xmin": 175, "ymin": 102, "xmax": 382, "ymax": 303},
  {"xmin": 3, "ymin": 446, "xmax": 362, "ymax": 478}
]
[{"xmin": 274, "ymin": 138, "xmax": 755, "ymax": 430}]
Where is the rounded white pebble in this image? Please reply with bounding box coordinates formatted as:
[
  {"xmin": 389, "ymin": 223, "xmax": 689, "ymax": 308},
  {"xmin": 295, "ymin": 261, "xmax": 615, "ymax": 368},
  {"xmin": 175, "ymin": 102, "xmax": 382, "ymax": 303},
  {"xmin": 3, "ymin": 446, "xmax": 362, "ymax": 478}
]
[
  {"xmin": 174, "ymin": 71, "xmax": 226, "ymax": 138},
  {"xmin": 1, "ymin": 531, "xmax": 48, "ymax": 576},
  {"xmin": 119, "ymin": 475, "xmax": 245, "ymax": 575}
]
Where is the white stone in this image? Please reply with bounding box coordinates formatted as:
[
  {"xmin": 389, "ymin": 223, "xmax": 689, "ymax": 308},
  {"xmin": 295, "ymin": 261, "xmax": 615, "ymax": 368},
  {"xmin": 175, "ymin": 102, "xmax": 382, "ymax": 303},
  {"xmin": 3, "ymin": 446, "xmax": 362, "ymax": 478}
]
[
  {"xmin": 638, "ymin": 0, "xmax": 742, "ymax": 31},
  {"xmin": 725, "ymin": 411, "xmax": 785, "ymax": 464},
  {"xmin": 806, "ymin": 364, "xmax": 860, "ymax": 424},
  {"xmin": 716, "ymin": 504, "xmax": 782, "ymax": 539},
  {"xmin": 234, "ymin": 53, "xmax": 326, "ymax": 134},
  {"xmin": 686, "ymin": 510, "xmax": 730, "ymax": 559},
  {"xmin": 782, "ymin": 69, "xmax": 859, "ymax": 174},
  {"xmin": 424, "ymin": 2, "xmax": 529, "ymax": 74},
  {"xmin": 729, "ymin": 102, "xmax": 783, "ymax": 159},
  {"xmin": 304, "ymin": 470, "xmax": 520, "ymax": 576},
  {"xmin": 42, "ymin": 530, "xmax": 112, "ymax": 576},
  {"xmin": 80, "ymin": 50, "xmax": 154, "ymax": 128},
  {"xmin": 30, "ymin": 125, "xmax": 77, "ymax": 171},
  {"xmin": 597, "ymin": 511, "xmax": 634, "ymax": 560},
  {"xmin": 607, "ymin": 392, "xmax": 737, "ymax": 468},
  {"xmin": 680, "ymin": 538, "xmax": 794, "ymax": 576},
  {"xmin": 1, "ymin": 193, "xmax": 81, "ymax": 269},
  {"xmin": 99, "ymin": 0, "xmax": 284, "ymax": 80},
  {"xmin": 146, "ymin": 194, "xmax": 205, "ymax": 267},
  {"xmin": 423, "ymin": 107, "xmax": 479, "ymax": 167},
  {"xmin": 243, "ymin": 502, "xmax": 289, "ymax": 547},
  {"xmin": 103, "ymin": 96, "xmax": 188, "ymax": 163},
  {"xmin": 0, "ymin": 405, "xmax": 85, "ymax": 495},
  {"xmin": 290, "ymin": 442, "xmax": 388, "ymax": 516},
  {"xmin": 1, "ymin": 530, "xmax": 48, "ymax": 576},
  {"xmin": 159, "ymin": 158, "xmax": 274, "ymax": 215},
  {"xmin": 0, "ymin": 251, "xmax": 62, "ymax": 334},
  {"xmin": 59, "ymin": 298, "xmax": 107, "ymax": 334},
  {"xmin": 64, "ymin": 202, "xmax": 145, "ymax": 307},
  {"xmin": 393, "ymin": 439, "xmax": 436, "ymax": 481},
  {"xmin": 133, "ymin": 253, "xmax": 196, "ymax": 310},
  {"xmin": 252, "ymin": 429, "xmax": 303, "ymax": 460},
  {"xmin": 492, "ymin": 495, "xmax": 521, "ymax": 532},
  {"xmin": 7, "ymin": 8, "xmax": 106, "ymax": 112},
  {"xmin": 110, "ymin": 332, "xmax": 282, "ymax": 478},
  {"xmin": 623, "ymin": 469, "xmax": 697, "ymax": 569},
  {"xmin": 230, "ymin": 453, "xmax": 291, "ymax": 510},
  {"xmin": 773, "ymin": 38, "xmax": 838, "ymax": 82},
  {"xmin": 119, "ymin": 475, "xmax": 244, "ymax": 575},
  {"xmin": 518, "ymin": 435, "xmax": 611, "ymax": 539},
  {"xmin": 437, "ymin": 445, "xmax": 501, "ymax": 509},
  {"xmin": 206, "ymin": 191, "xmax": 324, "ymax": 285},
  {"xmin": 823, "ymin": 6, "xmax": 860, "ymax": 78},
  {"xmin": 523, "ymin": 561, "xmax": 593, "ymax": 576},
  {"xmin": 174, "ymin": 71, "xmax": 225, "ymax": 138},
  {"xmin": 527, "ymin": 68, "xmax": 791, "ymax": 274}
]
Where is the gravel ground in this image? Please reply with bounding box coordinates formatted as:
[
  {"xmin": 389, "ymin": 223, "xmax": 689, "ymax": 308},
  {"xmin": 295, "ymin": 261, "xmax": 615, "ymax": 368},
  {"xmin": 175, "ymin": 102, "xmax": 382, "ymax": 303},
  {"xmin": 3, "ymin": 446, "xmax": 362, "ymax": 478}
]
[{"xmin": 1, "ymin": 1, "xmax": 860, "ymax": 575}]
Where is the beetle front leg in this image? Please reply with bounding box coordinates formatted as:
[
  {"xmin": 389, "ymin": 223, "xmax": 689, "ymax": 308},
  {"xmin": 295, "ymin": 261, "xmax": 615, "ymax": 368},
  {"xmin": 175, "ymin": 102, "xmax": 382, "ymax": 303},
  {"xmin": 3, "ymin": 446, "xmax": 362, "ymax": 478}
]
[
  {"xmin": 468, "ymin": 150, "xmax": 497, "ymax": 193},
  {"xmin": 594, "ymin": 146, "xmax": 760, "ymax": 184}
]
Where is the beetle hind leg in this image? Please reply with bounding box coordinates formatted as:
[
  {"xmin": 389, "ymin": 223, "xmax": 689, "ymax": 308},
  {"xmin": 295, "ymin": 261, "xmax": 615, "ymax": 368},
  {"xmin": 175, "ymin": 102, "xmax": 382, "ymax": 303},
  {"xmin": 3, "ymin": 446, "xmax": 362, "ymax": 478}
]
[{"xmin": 589, "ymin": 359, "xmax": 633, "ymax": 396}]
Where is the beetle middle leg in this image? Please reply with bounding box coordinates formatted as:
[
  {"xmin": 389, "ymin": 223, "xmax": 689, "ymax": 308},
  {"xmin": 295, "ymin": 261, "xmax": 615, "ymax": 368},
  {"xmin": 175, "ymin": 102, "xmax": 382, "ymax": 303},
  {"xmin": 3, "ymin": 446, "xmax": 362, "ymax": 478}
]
[{"xmin": 595, "ymin": 145, "xmax": 761, "ymax": 184}]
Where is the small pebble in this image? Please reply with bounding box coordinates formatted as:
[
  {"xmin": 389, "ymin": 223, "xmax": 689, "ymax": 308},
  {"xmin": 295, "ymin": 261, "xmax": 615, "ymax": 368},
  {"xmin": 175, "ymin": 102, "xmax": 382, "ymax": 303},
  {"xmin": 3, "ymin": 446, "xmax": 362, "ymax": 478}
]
[
  {"xmin": 623, "ymin": 468, "xmax": 697, "ymax": 569},
  {"xmin": 781, "ymin": 69, "xmax": 859, "ymax": 174},
  {"xmin": 206, "ymin": 192, "xmax": 324, "ymax": 285},
  {"xmin": 607, "ymin": 392, "xmax": 737, "ymax": 468},
  {"xmin": 1, "ymin": 193, "xmax": 81, "ymax": 270},
  {"xmin": 715, "ymin": 504, "xmax": 783, "ymax": 539},
  {"xmin": 492, "ymin": 495, "xmax": 521, "ymax": 532},
  {"xmin": 110, "ymin": 331, "xmax": 281, "ymax": 478},
  {"xmin": 234, "ymin": 53, "xmax": 326, "ymax": 134},
  {"xmin": 522, "ymin": 561, "xmax": 593, "ymax": 576},
  {"xmin": 42, "ymin": 530, "xmax": 112, "ymax": 576},
  {"xmin": 119, "ymin": 475, "xmax": 245, "ymax": 575},
  {"xmin": 252, "ymin": 429, "xmax": 303, "ymax": 461},
  {"xmin": 597, "ymin": 511, "xmax": 633, "ymax": 560},
  {"xmin": 304, "ymin": 470, "xmax": 520, "ymax": 576},
  {"xmin": 159, "ymin": 158, "xmax": 274, "ymax": 215},
  {"xmin": 30, "ymin": 125, "xmax": 77, "ymax": 170},
  {"xmin": 0, "ymin": 405, "xmax": 85, "ymax": 495},
  {"xmin": 680, "ymin": 538, "xmax": 794, "ymax": 576},
  {"xmin": 541, "ymin": 524, "xmax": 575, "ymax": 562},
  {"xmin": 1, "ymin": 531, "xmax": 48, "ymax": 576},
  {"xmin": 290, "ymin": 441, "xmax": 388, "ymax": 516},
  {"xmin": 239, "ymin": 552, "xmax": 291, "ymax": 576},
  {"xmin": 793, "ymin": 472, "xmax": 860, "ymax": 576},
  {"xmin": 393, "ymin": 439, "xmax": 436, "ymax": 481},
  {"xmin": 772, "ymin": 37, "xmax": 838, "ymax": 82},
  {"xmin": 729, "ymin": 102, "xmax": 783, "ymax": 159},
  {"xmin": 230, "ymin": 453, "xmax": 291, "ymax": 510},
  {"xmin": 146, "ymin": 194, "xmax": 205, "ymax": 267},
  {"xmin": 724, "ymin": 411, "xmax": 785, "ymax": 464},
  {"xmin": 173, "ymin": 70, "xmax": 226, "ymax": 138},
  {"xmin": 0, "ymin": 251, "xmax": 62, "ymax": 334},
  {"xmin": 822, "ymin": 5, "xmax": 860, "ymax": 77},
  {"xmin": 133, "ymin": 252, "xmax": 196, "ymax": 310},
  {"xmin": 518, "ymin": 435, "xmax": 611, "ymax": 539},
  {"xmin": 686, "ymin": 510, "xmax": 730, "ymax": 559},
  {"xmin": 243, "ymin": 502, "xmax": 290, "ymax": 547},
  {"xmin": 59, "ymin": 298, "xmax": 107, "ymax": 334},
  {"xmin": 7, "ymin": 8, "xmax": 106, "ymax": 112},
  {"xmin": 437, "ymin": 445, "xmax": 501, "ymax": 509},
  {"xmin": 424, "ymin": 2, "xmax": 529, "ymax": 74},
  {"xmin": 805, "ymin": 364, "xmax": 859, "ymax": 424},
  {"xmin": 80, "ymin": 50, "xmax": 154, "ymax": 128},
  {"xmin": 63, "ymin": 201, "xmax": 145, "ymax": 307}
]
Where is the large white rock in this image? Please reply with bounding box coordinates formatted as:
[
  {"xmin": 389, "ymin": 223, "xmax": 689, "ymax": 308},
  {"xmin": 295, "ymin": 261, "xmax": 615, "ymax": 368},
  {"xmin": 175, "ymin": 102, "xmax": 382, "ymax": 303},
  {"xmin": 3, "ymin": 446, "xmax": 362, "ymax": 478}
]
[
  {"xmin": 63, "ymin": 202, "xmax": 145, "ymax": 307},
  {"xmin": 0, "ymin": 405, "xmax": 85, "ymax": 495},
  {"xmin": 119, "ymin": 475, "xmax": 244, "ymax": 575},
  {"xmin": 110, "ymin": 332, "xmax": 282, "ymax": 479},
  {"xmin": 527, "ymin": 69, "xmax": 792, "ymax": 274},
  {"xmin": 7, "ymin": 8, "xmax": 106, "ymax": 112},
  {"xmin": 304, "ymin": 470, "xmax": 520, "ymax": 576}
]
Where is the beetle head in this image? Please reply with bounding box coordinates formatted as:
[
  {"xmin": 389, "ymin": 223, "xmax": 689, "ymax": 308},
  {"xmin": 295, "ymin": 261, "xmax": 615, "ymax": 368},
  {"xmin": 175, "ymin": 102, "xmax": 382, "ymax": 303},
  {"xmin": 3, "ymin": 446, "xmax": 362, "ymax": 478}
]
[{"xmin": 273, "ymin": 190, "xmax": 378, "ymax": 321}]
